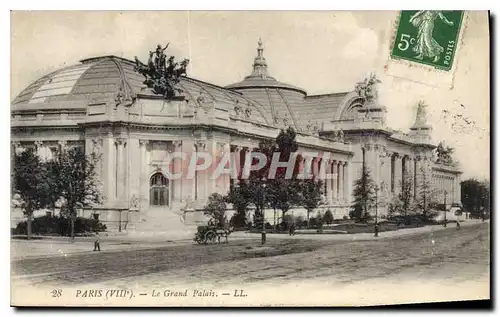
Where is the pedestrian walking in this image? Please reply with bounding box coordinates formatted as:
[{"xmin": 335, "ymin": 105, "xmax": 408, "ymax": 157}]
[
  {"xmin": 93, "ymin": 232, "xmax": 101, "ymax": 251},
  {"xmin": 289, "ymin": 222, "xmax": 296, "ymax": 236},
  {"xmin": 456, "ymin": 221, "xmax": 461, "ymax": 230}
]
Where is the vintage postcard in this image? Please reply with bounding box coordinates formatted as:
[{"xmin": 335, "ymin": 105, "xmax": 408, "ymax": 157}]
[{"xmin": 10, "ymin": 11, "xmax": 490, "ymax": 307}]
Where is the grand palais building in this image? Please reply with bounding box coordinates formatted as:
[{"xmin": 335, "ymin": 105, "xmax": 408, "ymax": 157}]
[{"xmin": 11, "ymin": 40, "xmax": 462, "ymax": 233}]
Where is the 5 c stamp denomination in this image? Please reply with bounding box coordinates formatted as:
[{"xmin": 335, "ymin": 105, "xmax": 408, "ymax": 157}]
[{"xmin": 390, "ymin": 10, "xmax": 465, "ymax": 71}]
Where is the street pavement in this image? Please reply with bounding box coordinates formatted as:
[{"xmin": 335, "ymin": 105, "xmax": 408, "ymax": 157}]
[
  {"xmin": 10, "ymin": 221, "xmax": 490, "ymax": 306},
  {"xmin": 10, "ymin": 219, "xmax": 486, "ymax": 260}
]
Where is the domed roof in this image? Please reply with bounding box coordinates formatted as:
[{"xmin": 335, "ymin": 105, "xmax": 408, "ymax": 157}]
[
  {"xmin": 225, "ymin": 39, "xmax": 307, "ymax": 130},
  {"xmin": 12, "ymin": 56, "xmax": 144, "ymax": 106},
  {"xmin": 225, "ymin": 38, "xmax": 306, "ymax": 94},
  {"xmin": 12, "ymin": 55, "xmax": 272, "ymax": 125}
]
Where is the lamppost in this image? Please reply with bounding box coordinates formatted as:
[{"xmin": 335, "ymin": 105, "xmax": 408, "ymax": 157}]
[
  {"xmin": 261, "ymin": 179, "xmax": 267, "ymax": 245},
  {"xmin": 443, "ymin": 190, "xmax": 448, "ymax": 227},
  {"xmin": 374, "ymin": 185, "xmax": 379, "ymax": 237}
]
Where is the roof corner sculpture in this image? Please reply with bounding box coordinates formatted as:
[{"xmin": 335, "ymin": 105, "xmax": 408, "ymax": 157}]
[
  {"xmin": 134, "ymin": 43, "xmax": 190, "ymax": 100},
  {"xmin": 434, "ymin": 141, "xmax": 455, "ymax": 166},
  {"xmin": 354, "ymin": 73, "xmax": 381, "ymax": 103}
]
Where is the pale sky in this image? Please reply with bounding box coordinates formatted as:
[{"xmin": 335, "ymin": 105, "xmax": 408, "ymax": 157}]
[{"xmin": 10, "ymin": 11, "xmax": 490, "ymax": 180}]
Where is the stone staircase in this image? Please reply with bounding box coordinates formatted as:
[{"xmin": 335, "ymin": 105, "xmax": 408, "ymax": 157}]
[{"xmin": 124, "ymin": 207, "xmax": 203, "ymax": 240}]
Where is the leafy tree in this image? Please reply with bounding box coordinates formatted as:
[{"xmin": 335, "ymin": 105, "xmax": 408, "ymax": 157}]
[
  {"xmin": 398, "ymin": 175, "xmax": 414, "ymax": 219},
  {"xmin": 246, "ymin": 127, "xmax": 303, "ymax": 227},
  {"xmin": 12, "ymin": 148, "xmax": 52, "ymax": 239},
  {"xmin": 265, "ymin": 127, "xmax": 303, "ymax": 221},
  {"xmin": 415, "ymin": 165, "xmax": 437, "ymax": 221},
  {"xmin": 350, "ymin": 165, "xmax": 376, "ymax": 221},
  {"xmin": 349, "ymin": 204, "xmax": 364, "ymax": 221},
  {"xmin": 204, "ymin": 193, "xmax": 227, "ymax": 227},
  {"xmin": 298, "ymin": 178, "xmax": 325, "ymax": 223},
  {"xmin": 294, "ymin": 215, "xmax": 305, "ymax": 228},
  {"xmin": 387, "ymin": 196, "xmax": 401, "ymax": 218},
  {"xmin": 461, "ymin": 179, "xmax": 490, "ymax": 217},
  {"xmin": 48, "ymin": 147, "xmax": 102, "ymax": 240},
  {"xmin": 323, "ymin": 209, "xmax": 334, "ymax": 225},
  {"xmin": 224, "ymin": 180, "xmax": 253, "ymax": 228}
]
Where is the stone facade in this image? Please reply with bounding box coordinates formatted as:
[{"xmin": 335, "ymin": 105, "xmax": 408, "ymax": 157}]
[{"xmin": 11, "ymin": 41, "xmax": 462, "ymax": 233}]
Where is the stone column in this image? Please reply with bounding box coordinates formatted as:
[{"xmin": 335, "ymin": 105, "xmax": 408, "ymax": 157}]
[
  {"xmin": 344, "ymin": 161, "xmax": 352, "ymax": 205},
  {"xmin": 139, "ymin": 140, "xmax": 150, "ymax": 211},
  {"xmin": 413, "ymin": 157, "xmax": 419, "ymax": 200},
  {"xmin": 194, "ymin": 140, "xmax": 206, "ymax": 203},
  {"xmin": 223, "ymin": 142, "xmax": 231, "ymax": 194},
  {"xmin": 329, "ymin": 161, "xmax": 334, "ymax": 202},
  {"xmin": 342, "ymin": 161, "xmax": 348, "ymax": 203},
  {"xmin": 171, "ymin": 140, "xmax": 183, "ymax": 203},
  {"xmin": 57, "ymin": 140, "xmax": 67, "ymax": 153},
  {"xmin": 338, "ymin": 162, "xmax": 344, "ymax": 203},
  {"xmin": 102, "ymin": 133, "xmax": 115, "ymax": 204},
  {"xmin": 336, "ymin": 161, "xmax": 342, "ymax": 202},
  {"xmin": 11, "ymin": 141, "xmax": 21, "ymax": 159},
  {"xmin": 204, "ymin": 139, "xmax": 217, "ymax": 200},
  {"xmin": 394, "ymin": 154, "xmax": 402, "ymax": 195},
  {"xmin": 310, "ymin": 157, "xmax": 317, "ymax": 181},
  {"xmin": 115, "ymin": 138, "xmax": 126, "ymax": 205},
  {"xmin": 232, "ymin": 145, "xmax": 242, "ymax": 185},
  {"xmin": 181, "ymin": 139, "xmax": 195, "ymax": 203},
  {"xmin": 90, "ymin": 139, "xmax": 103, "ymax": 193},
  {"xmin": 332, "ymin": 160, "xmax": 338, "ymax": 202},
  {"xmin": 214, "ymin": 142, "xmax": 225, "ymax": 195},
  {"xmin": 378, "ymin": 149, "xmax": 390, "ymax": 200},
  {"xmin": 406, "ymin": 157, "xmax": 413, "ymax": 201},
  {"xmin": 34, "ymin": 141, "xmax": 43, "ymax": 158},
  {"xmin": 373, "ymin": 145, "xmax": 382, "ymax": 188},
  {"xmin": 326, "ymin": 161, "xmax": 332, "ymax": 203},
  {"xmin": 127, "ymin": 138, "xmax": 140, "ymax": 209},
  {"xmin": 455, "ymin": 175, "xmax": 461, "ymax": 204},
  {"xmin": 364, "ymin": 144, "xmax": 376, "ymax": 180}
]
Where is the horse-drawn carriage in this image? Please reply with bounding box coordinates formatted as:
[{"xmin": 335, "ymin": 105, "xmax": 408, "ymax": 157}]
[{"xmin": 194, "ymin": 222, "xmax": 233, "ymax": 245}]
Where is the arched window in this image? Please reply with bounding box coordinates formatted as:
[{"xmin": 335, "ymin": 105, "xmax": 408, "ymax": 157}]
[{"xmin": 150, "ymin": 173, "xmax": 169, "ymax": 206}]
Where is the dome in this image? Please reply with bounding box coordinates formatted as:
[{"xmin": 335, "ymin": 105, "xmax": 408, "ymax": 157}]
[
  {"xmin": 225, "ymin": 39, "xmax": 307, "ymax": 130},
  {"xmin": 12, "ymin": 56, "xmax": 145, "ymax": 106},
  {"xmin": 11, "ymin": 55, "xmax": 272, "ymax": 125}
]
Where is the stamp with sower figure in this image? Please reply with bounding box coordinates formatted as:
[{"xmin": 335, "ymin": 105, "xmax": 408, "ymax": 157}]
[{"xmin": 391, "ymin": 11, "xmax": 464, "ymax": 71}]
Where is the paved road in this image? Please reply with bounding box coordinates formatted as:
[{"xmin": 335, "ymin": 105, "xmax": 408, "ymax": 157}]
[{"xmin": 12, "ymin": 222, "xmax": 490, "ymax": 290}]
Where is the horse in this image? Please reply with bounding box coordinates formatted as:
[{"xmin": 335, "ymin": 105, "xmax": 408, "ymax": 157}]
[{"xmin": 217, "ymin": 226, "xmax": 234, "ymax": 244}]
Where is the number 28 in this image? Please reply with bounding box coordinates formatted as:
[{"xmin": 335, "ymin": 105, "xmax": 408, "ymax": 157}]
[
  {"xmin": 51, "ymin": 289, "xmax": 62, "ymax": 297},
  {"xmin": 397, "ymin": 34, "xmax": 415, "ymax": 51}
]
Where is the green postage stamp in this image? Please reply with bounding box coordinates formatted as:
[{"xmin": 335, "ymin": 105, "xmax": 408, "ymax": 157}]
[{"xmin": 390, "ymin": 11, "xmax": 465, "ymax": 71}]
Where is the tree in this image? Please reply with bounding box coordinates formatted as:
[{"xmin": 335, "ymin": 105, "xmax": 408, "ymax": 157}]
[
  {"xmin": 323, "ymin": 209, "xmax": 334, "ymax": 225},
  {"xmin": 298, "ymin": 178, "xmax": 325, "ymax": 224},
  {"xmin": 48, "ymin": 147, "xmax": 102, "ymax": 240},
  {"xmin": 266, "ymin": 127, "xmax": 303, "ymax": 221},
  {"xmin": 415, "ymin": 165, "xmax": 437, "ymax": 221},
  {"xmin": 224, "ymin": 180, "xmax": 253, "ymax": 228},
  {"xmin": 246, "ymin": 127, "xmax": 303, "ymax": 228},
  {"xmin": 350, "ymin": 165, "xmax": 376, "ymax": 221},
  {"xmin": 12, "ymin": 148, "xmax": 52, "ymax": 239},
  {"xmin": 204, "ymin": 193, "xmax": 227, "ymax": 227},
  {"xmin": 398, "ymin": 175, "xmax": 414, "ymax": 219},
  {"xmin": 461, "ymin": 179, "xmax": 490, "ymax": 217}
]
